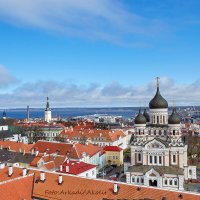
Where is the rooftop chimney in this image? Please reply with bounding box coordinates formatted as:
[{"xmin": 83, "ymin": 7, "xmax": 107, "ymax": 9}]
[
  {"xmin": 113, "ymin": 183, "xmax": 119, "ymax": 194},
  {"xmin": 22, "ymin": 168, "xmax": 27, "ymax": 176},
  {"xmin": 0, "ymin": 162, "xmax": 5, "ymax": 169},
  {"xmin": 66, "ymin": 166, "xmax": 69, "ymax": 173},
  {"xmin": 58, "ymin": 175, "xmax": 63, "ymax": 185},
  {"xmin": 8, "ymin": 166, "xmax": 13, "ymax": 177},
  {"xmin": 40, "ymin": 171, "xmax": 45, "ymax": 182},
  {"xmin": 35, "ymin": 150, "xmax": 39, "ymax": 156}
]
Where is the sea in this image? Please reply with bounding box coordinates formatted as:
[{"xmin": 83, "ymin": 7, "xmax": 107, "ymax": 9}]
[
  {"xmin": 1, "ymin": 107, "xmax": 139, "ymax": 120},
  {"xmin": 0, "ymin": 106, "xmax": 191, "ymax": 120}
]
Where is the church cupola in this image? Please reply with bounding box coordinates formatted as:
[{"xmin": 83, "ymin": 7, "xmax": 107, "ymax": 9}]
[
  {"xmin": 135, "ymin": 108, "xmax": 147, "ymax": 124},
  {"xmin": 149, "ymin": 77, "xmax": 168, "ymax": 109},
  {"xmin": 143, "ymin": 108, "xmax": 150, "ymax": 122},
  {"xmin": 168, "ymin": 107, "xmax": 181, "ymax": 125},
  {"xmin": 149, "ymin": 78, "xmax": 168, "ymax": 125}
]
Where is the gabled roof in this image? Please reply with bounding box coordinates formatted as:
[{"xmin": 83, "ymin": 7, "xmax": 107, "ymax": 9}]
[
  {"xmin": 144, "ymin": 137, "xmax": 169, "ymax": 148},
  {"xmin": 74, "ymin": 143, "xmax": 102, "ymax": 158}
]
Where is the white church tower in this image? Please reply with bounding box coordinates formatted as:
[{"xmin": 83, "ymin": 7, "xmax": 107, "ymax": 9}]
[{"xmin": 44, "ymin": 97, "xmax": 52, "ymax": 123}]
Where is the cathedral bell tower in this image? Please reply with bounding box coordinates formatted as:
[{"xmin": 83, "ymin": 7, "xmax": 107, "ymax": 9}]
[{"xmin": 44, "ymin": 97, "xmax": 52, "ymax": 123}]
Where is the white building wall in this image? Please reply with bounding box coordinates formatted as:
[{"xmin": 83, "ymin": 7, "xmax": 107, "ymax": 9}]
[{"xmin": 78, "ymin": 167, "xmax": 97, "ymax": 178}]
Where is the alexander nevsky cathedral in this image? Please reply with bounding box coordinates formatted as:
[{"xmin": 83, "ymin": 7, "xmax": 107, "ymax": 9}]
[{"xmin": 125, "ymin": 78, "xmax": 197, "ymax": 190}]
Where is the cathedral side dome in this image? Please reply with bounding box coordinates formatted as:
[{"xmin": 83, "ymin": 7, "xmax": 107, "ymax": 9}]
[
  {"xmin": 168, "ymin": 107, "xmax": 181, "ymax": 124},
  {"xmin": 143, "ymin": 108, "xmax": 150, "ymax": 122},
  {"xmin": 135, "ymin": 108, "xmax": 147, "ymax": 124}
]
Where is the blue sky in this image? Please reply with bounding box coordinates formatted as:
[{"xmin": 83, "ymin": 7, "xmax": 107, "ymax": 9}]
[{"xmin": 0, "ymin": 0, "xmax": 200, "ymax": 107}]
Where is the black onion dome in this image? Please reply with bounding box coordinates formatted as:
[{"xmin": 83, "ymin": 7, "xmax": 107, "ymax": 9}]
[
  {"xmin": 168, "ymin": 107, "xmax": 181, "ymax": 124},
  {"xmin": 135, "ymin": 108, "xmax": 147, "ymax": 124},
  {"xmin": 149, "ymin": 86, "xmax": 168, "ymax": 109},
  {"xmin": 143, "ymin": 108, "xmax": 150, "ymax": 122}
]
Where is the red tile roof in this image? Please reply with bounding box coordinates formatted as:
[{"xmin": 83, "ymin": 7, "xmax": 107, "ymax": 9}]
[
  {"xmin": 104, "ymin": 146, "xmax": 123, "ymax": 152},
  {"xmin": 61, "ymin": 160, "xmax": 96, "ymax": 175}
]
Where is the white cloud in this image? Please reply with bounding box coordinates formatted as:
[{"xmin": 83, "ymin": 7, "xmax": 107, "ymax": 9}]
[
  {"xmin": 0, "ymin": 77, "xmax": 200, "ymax": 108},
  {"xmin": 0, "ymin": 0, "xmax": 167, "ymax": 45},
  {"xmin": 0, "ymin": 65, "xmax": 18, "ymax": 87}
]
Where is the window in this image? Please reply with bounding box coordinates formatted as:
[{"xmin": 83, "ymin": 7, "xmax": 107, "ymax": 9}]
[
  {"xmin": 137, "ymin": 177, "xmax": 139, "ymax": 183},
  {"xmin": 141, "ymin": 178, "xmax": 144, "ymax": 183},
  {"xmin": 157, "ymin": 116, "xmax": 159, "ymax": 124},
  {"xmin": 150, "ymin": 156, "xmax": 152, "ymax": 164},
  {"xmin": 159, "ymin": 156, "xmax": 162, "ymax": 164},
  {"xmin": 189, "ymin": 169, "xmax": 192, "ymax": 175},
  {"xmin": 138, "ymin": 153, "xmax": 141, "ymax": 162},
  {"xmin": 154, "ymin": 156, "xmax": 157, "ymax": 164},
  {"xmin": 169, "ymin": 180, "xmax": 173, "ymax": 185},
  {"xmin": 173, "ymin": 155, "xmax": 176, "ymax": 163},
  {"xmin": 165, "ymin": 179, "xmax": 167, "ymax": 185},
  {"xmin": 163, "ymin": 116, "xmax": 165, "ymax": 124},
  {"xmin": 86, "ymin": 173, "xmax": 88, "ymax": 177},
  {"xmin": 173, "ymin": 130, "xmax": 175, "ymax": 135},
  {"xmin": 132, "ymin": 176, "xmax": 135, "ymax": 183},
  {"xmin": 92, "ymin": 170, "xmax": 95, "ymax": 175},
  {"xmin": 174, "ymin": 179, "xmax": 178, "ymax": 186}
]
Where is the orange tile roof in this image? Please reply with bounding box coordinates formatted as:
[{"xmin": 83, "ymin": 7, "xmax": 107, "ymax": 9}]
[
  {"xmin": 30, "ymin": 156, "xmax": 43, "ymax": 167},
  {"xmin": 31, "ymin": 140, "xmax": 79, "ymax": 158},
  {"xmin": 0, "ymin": 141, "xmax": 34, "ymax": 153},
  {"xmin": 0, "ymin": 167, "xmax": 200, "ymax": 200},
  {"xmin": 43, "ymin": 161, "xmax": 55, "ymax": 170},
  {"xmin": 59, "ymin": 129, "xmax": 125, "ymax": 142},
  {"xmin": 43, "ymin": 155, "xmax": 67, "ymax": 169},
  {"xmin": 0, "ymin": 174, "xmax": 33, "ymax": 200},
  {"xmin": 74, "ymin": 143, "xmax": 102, "ymax": 158}
]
